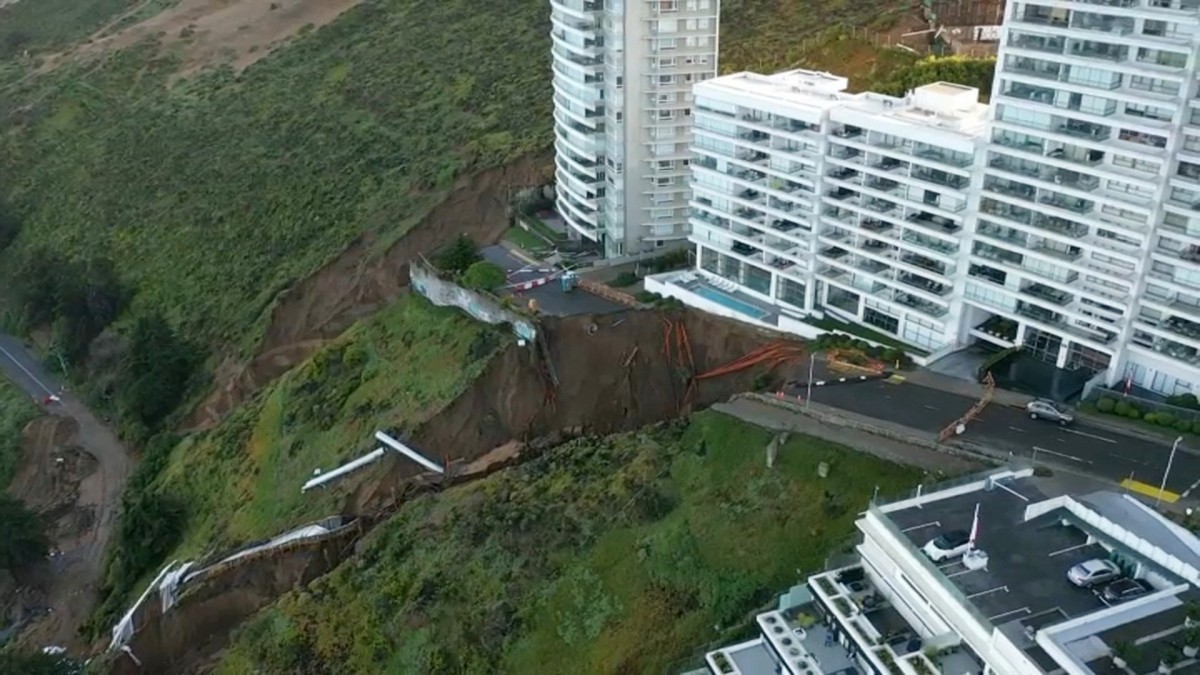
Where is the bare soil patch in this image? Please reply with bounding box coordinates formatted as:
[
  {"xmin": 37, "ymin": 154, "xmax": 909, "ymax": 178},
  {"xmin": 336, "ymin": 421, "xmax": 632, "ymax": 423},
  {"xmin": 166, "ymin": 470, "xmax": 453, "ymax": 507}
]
[
  {"xmin": 1, "ymin": 414, "xmax": 103, "ymax": 651},
  {"xmin": 40, "ymin": 0, "xmax": 362, "ymax": 77}
]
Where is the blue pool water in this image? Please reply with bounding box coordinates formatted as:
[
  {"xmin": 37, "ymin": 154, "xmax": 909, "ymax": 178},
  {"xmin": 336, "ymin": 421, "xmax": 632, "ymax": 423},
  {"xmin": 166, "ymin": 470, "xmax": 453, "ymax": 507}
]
[{"xmin": 694, "ymin": 285, "xmax": 770, "ymax": 320}]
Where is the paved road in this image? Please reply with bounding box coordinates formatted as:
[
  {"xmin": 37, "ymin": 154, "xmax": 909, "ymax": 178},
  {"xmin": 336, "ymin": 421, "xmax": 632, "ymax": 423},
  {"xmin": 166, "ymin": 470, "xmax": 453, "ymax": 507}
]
[
  {"xmin": 808, "ymin": 379, "xmax": 1200, "ymax": 497},
  {"xmin": 481, "ymin": 245, "xmax": 625, "ymax": 317},
  {"xmin": 0, "ymin": 331, "xmax": 134, "ymax": 648}
]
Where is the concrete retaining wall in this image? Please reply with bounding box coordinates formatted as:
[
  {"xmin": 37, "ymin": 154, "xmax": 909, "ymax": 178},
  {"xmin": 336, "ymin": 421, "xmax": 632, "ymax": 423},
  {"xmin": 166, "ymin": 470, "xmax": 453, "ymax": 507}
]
[{"xmin": 410, "ymin": 260, "xmax": 537, "ymax": 341}]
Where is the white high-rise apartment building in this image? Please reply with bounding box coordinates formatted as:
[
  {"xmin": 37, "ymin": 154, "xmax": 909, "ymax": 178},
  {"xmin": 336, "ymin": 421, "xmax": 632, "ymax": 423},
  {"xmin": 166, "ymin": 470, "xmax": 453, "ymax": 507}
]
[
  {"xmin": 650, "ymin": 0, "xmax": 1200, "ymax": 398},
  {"xmin": 685, "ymin": 70, "xmax": 989, "ymax": 352},
  {"xmin": 972, "ymin": 0, "xmax": 1200, "ymax": 393},
  {"xmin": 550, "ymin": 0, "xmax": 720, "ymax": 258}
]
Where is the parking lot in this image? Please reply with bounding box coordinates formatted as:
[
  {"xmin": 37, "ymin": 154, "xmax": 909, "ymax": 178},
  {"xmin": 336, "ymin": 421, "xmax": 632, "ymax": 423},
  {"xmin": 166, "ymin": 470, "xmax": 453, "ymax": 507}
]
[{"xmin": 481, "ymin": 246, "xmax": 625, "ymax": 318}]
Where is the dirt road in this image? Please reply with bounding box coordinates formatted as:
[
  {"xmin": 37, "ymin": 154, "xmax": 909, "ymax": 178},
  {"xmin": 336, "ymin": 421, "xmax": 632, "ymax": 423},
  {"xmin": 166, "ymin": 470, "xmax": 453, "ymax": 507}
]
[{"xmin": 0, "ymin": 332, "xmax": 134, "ymax": 650}]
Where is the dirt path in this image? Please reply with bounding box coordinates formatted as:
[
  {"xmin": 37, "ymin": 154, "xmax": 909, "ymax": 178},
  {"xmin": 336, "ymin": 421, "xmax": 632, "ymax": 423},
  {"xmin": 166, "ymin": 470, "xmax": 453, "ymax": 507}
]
[{"xmin": 0, "ymin": 335, "xmax": 134, "ymax": 651}]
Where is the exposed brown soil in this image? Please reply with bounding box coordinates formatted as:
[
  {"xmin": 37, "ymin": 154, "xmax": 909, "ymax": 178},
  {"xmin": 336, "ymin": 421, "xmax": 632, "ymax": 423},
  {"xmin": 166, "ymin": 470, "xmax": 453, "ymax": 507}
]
[
  {"xmin": 350, "ymin": 307, "xmax": 806, "ymax": 511},
  {"xmin": 185, "ymin": 154, "xmax": 551, "ymax": 431},
  {"xmin": 1, "ymin": 414, "xmax": 107, "ymax": 651},
  {"xmin": 40, "ymin": 0, "xmax": 363, "ymax": 79},
  {"xmin": 106, "ymin": 522, "xmax": 364, "ymax": 675}
]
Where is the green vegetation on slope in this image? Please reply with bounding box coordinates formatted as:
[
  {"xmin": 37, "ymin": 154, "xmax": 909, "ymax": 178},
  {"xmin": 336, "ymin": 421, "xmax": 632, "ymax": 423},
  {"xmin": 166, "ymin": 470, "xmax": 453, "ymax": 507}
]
[
  {"xmin": 0, "ymin": 0, "xmax": 132, "ymax": 58},
  {"xmin": 89, "ymin": 295, "xmax": 504, "ymax": 632},
  {"xmin": 0, "ymin": 0, "xmax": 551, "ymax": 364},
  {"xmin": 0, "ymin": 376, "xmax": 37, "ymax": 490},
  {"xmin": 217, "ymin": 412, "xmax": 926, "ymax": 675}
]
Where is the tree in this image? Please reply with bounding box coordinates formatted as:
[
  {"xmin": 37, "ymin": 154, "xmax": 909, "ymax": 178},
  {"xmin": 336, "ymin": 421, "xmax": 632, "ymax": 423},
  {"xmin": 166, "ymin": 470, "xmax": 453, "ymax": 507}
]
[
  {"xmin": 0, "ymin": 200, "xmax": 19, "ymax": 252},
  {"xmin": 0, "ymin": 495, "xmax": 48, "ymax": 571},
  {"xmin": 116, "ymin": 312, "xmax": 197, "ymax": 431},
  {"xmin": 436, "ymin": 235, "xmax": 481, "ymax": 273},
  {"xmin": 461, "ymin": 261, "xmax": 506, "ymax": 291}
]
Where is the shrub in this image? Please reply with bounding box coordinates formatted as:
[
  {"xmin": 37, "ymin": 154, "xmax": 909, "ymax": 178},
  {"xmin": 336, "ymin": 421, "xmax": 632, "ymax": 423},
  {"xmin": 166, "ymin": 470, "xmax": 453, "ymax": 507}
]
[
  {"xmin": 609, "ymin": 271, "xmax": 639, "ymax": 288},
  {"xmin": 635, "ymin": 290, "xmax": 661, "ymax": 303},
  {"xmin": 1124, "ymin": 408, "xmax": 1141, "ymax": 420},
  {"xmin": 1167, "ymin": 393, "xmax": 1200, "ymax": 410},
  {"xmin": 1192, "ymin": 420, "xmax": 1200, "ymax": 434},
  {"xmin": 0, "ymin": 495, "xmax": 48, "ymax": 571},
  {"xmin": 1157, "ymin": 412, "xmax": 1176, "ymax": 428},
  {"xmin": 1114, "ymin": 401, "xmax": 1132, "ymax": 416},
  {"xmin": 1143, "ymin": 412, "xmax": 1158, "ymax": 425},
  {"xmin": 436, "ymin": 235, "xmax": 481, "ymax": 274},
  {"xmin": 1096, "ymin": 398, "xmax": 1116, "ymax": 413},
  {"xmin": 1177, "ymin": 419, "xmax": 1193, "ymax": 433},
  {"xmin": 460, "ymin": 261, "xmax": 506, "ymax": 291}
]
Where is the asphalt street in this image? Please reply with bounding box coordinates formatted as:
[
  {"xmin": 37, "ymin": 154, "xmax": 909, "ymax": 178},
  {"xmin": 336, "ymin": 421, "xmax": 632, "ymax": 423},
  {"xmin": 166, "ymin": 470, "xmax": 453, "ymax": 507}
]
[
  {"xmin": 0, "ymin": 331, "xmax": 61, "ymax": 398},
  {"xmin": 809, "ymin": 379, "xmax": 1200, "ymax": 497},
  {"xmin": 481, "ymin": 245, "xmax": 625, "ymax": 317}
]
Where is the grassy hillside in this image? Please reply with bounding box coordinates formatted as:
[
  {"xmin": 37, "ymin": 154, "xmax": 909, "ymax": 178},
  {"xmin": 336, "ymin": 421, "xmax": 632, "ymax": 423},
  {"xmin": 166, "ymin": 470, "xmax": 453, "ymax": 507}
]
[
  {"xmin": 0, "ymin": 0, "xmax": 941, "ymax": 366},
  {"xmin": 0, "ymin": 377, "xmax": 37, "ymax": 490},
  {"xmin": 215, "ymin": 412, "xmax": 925, "ymax": 674},
  {"xmin": 89, "ymin": 295, "xmax": 505, "ymax": 630},
  {"xmin": 0, "ymin": 0, "xmax": 551, "ymax": 359}
]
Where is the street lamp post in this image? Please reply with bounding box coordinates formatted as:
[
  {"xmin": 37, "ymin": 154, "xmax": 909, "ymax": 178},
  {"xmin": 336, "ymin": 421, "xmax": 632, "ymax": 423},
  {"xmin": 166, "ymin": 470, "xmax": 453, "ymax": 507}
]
[
  {"xmin": 1157, "ymin": 436, "xmax": 1184, "ymax": 509},
  {"xmin": 805, "ymin": 352, "xmax": 816, "ymax": 410}
]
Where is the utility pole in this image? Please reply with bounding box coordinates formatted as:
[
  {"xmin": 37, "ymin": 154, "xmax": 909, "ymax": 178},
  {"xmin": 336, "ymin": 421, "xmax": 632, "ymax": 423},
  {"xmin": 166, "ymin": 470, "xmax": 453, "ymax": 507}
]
[{"xmin": 1156, "ymin": 436, "xmax": 1183, "ymax": 509}]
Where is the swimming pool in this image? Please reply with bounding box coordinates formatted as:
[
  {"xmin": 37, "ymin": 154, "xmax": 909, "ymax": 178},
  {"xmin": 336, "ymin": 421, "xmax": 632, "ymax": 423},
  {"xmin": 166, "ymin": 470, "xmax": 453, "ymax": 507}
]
[{"xmin": 693, "ymin": 285, "xmax": 770, "ymax": 320}]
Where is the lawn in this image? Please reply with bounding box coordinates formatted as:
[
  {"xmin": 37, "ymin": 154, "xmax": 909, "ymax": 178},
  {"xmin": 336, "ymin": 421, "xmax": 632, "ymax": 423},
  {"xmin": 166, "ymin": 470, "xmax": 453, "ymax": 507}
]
[
  {"xmin": 501, "ymin": 226, "xmax": 549, "ymax": 255},
  {"xmin": 0, "ymin": 377, "xmax": 37, "ymax": 490},
  {"xmin": 216, "ymin": 411, "xmax": 926, "ymax": 675}
]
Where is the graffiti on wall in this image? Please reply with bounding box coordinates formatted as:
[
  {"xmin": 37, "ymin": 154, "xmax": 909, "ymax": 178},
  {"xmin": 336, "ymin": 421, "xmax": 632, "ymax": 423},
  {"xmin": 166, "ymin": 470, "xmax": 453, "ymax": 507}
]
[{"xmin": 410, "ymin": 262, "xmax": 537, "ymax": 341}]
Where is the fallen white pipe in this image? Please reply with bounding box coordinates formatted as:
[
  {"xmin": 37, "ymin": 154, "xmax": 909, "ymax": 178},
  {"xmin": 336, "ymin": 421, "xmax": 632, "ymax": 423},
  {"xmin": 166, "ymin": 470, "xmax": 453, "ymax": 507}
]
[
  {"xmin": 301, "ymin": 448, "xmax": 387, "ymax": 492},
  {"xmin": 375, "ymin": 432, "xmax": 444, "ymax": 474}
]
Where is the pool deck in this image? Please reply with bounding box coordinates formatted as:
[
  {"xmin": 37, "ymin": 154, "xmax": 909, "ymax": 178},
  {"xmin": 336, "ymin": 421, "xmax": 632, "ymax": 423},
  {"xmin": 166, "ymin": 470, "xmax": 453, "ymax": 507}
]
[{"xmin": 673, "ymin": 272, "xmax": 783, "ymax": 325}]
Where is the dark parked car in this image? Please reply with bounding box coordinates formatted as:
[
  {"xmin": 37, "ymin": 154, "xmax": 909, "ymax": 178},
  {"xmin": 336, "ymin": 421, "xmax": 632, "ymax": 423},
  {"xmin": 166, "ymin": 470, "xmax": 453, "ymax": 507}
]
[{"xmin": 1097, "ymin": 578, "xmax": 1152, "ymax": 605}]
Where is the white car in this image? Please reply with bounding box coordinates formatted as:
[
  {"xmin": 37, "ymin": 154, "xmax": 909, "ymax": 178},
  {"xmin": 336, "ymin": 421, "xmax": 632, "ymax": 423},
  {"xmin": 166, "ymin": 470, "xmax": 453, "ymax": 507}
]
[
  {"xmin": 1067, "ymin": 559, "xmax": 1121, "ymax": 588},
  {"xmin": 923, "ymin": 530, "xmax": 971, "ymax": 562}
]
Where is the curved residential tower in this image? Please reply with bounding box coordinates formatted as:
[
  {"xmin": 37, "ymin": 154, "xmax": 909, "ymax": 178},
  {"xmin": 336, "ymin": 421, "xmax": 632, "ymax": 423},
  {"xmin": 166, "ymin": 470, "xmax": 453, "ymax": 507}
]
[{"xmin": 551, "ymin": 0, "xmax": 720, "ymax": 258}]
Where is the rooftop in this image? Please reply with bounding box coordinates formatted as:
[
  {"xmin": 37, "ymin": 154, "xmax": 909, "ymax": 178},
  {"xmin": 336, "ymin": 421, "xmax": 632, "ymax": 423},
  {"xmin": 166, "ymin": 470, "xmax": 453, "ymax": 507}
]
[
  {"xmin": 697, "ymin": 70, "xmax": 989, "ymax": 137},
  {"xmin": 875, "ymin": 471, "xmax": 1200, "ymax": 674},
  {"xmin": 885, "ymin": 477, "xmax": 1111, "ymax": 626}
]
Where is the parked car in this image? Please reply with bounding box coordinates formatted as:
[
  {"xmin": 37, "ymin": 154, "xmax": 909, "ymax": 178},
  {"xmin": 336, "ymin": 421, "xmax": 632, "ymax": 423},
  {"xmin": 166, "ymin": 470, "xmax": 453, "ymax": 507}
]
[
  {"xmin": 1067, "ymin": 559, "xmax": 1121, "ymax": 588},
  {"xmin": 923, "ymin": 530, "xmax": 971, "ymax": 562},
  {"xmin": 1097, "ymin": 578, "xmax": 1152, "ymax": 605},
  {"xmin": 1026, "ymin": 399, "xmax": 1074, "ymax": 426}
]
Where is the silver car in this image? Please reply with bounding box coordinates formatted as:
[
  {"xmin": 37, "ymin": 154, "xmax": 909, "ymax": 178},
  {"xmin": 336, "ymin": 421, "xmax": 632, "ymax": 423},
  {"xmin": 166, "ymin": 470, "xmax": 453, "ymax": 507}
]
[
  {"xmin": 1067, "ymin": 559, "xmax": 1121, "ymax": 588},
  {"xmin": 1026, "ymin": 399, "xmax": 1074, "ymax": 426}
]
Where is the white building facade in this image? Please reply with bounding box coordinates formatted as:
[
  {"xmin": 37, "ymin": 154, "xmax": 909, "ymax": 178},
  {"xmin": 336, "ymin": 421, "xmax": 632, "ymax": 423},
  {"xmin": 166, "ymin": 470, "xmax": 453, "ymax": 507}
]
[
  {"xmin": 687, "ymin": 71, "xmax": 989, "ymax": 354},
  {"xmin": 551, "ymin": 0, "xmax": 720, "ymax": 258},
  {"xmin": 658, "ymin": 0, "xmax": 1200, "ymax": 397}
]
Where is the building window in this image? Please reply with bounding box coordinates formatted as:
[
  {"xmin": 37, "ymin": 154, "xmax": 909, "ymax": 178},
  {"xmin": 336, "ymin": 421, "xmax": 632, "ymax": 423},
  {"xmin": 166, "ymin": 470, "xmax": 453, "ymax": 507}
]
[{"xmin": 863, "ymin": 308, "xmax": 899, "ymax": 335}]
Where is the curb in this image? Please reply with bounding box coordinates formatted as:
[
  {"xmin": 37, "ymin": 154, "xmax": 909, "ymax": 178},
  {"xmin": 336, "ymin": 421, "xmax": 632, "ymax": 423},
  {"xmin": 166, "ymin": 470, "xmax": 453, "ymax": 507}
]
[
  {"xmin": 734, "ymin": 393, "xmax": 1006, "ymax": 467},
  {"xmin": 783, "ymin": 371, "xmax": 892, "ymax": 390}
]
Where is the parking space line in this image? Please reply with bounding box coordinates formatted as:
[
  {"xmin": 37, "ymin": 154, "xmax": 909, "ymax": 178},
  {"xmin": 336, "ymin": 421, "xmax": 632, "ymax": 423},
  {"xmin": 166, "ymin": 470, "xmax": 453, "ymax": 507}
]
[
  {"xmin": 902, "ymin": 520, "xmax": 941, "ymax": 533},
  {"xmin": 947, "ymin": 567, "xmax": 983, "ymax": 579},
  {"xmin": 1008, "ymin": 426, "xmax": 1025, "ymax": 433},
  {"xmin": 1182, "ymin": 477, "xmax": 1200, "ymax": 499},
  {"xmin": 968, "ymin": 585, "xmax": 1009, "ymax": 599},
  {"xmin": 989, "ymin": 606, "xmax": 1031, "ymax": 622},
  {"xmin": 1048, "ymin": 543, "xmax": 1090, "ymax": 557}
]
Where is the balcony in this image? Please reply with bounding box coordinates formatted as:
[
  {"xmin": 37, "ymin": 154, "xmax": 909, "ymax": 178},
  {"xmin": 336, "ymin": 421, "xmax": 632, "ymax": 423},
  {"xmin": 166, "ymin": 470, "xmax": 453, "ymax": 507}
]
[
  {"xmin": 907, "ymin": 211, "xmax": 961, "ymax": 234},
  {"xmin": 902, "ymin": 232, "xmax": 958, "ymax": 257},
  {"xmin": 827, "ymin": 166, "xmax": 860, "ymax": 182},
  {"xmin": 1038, "ymin": 193, "xmax": 1093, "ymax": 215},
  {"xmin": 862, "ymin": 218, "xmax": 894, "ymax": 235},
  {"xmin": 899, "ymin": 271, "xmax": 952, "ymax": 296},
  {"xmin": 895, "ymin": 292, "xmax": 948, "ymax": 318},
  {"xmin": 1032, "ymin": 213, "xmax": 1088, "ymax": 238},
  {"xmin": 1021, "ymin": 282, "xmax": 1072, "ymax": 306},
  {"xmin": 911, "ymin": 168, "xmax": 968, "ymax": 190},
  {"xmin": 1009, "ymin": 33, "xmax": 1065, "ymax": 55}
]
